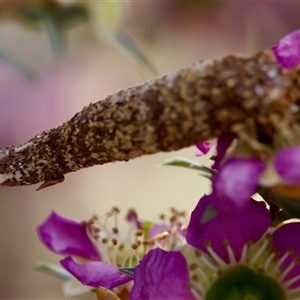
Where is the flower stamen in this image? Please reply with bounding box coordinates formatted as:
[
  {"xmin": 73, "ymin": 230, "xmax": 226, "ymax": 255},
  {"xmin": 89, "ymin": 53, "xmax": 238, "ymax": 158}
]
[
  {"xmin": 200, "ymin": 254, "xmax": 218, "ymax": 273},
  {"xmin": 248, "ymin": 238, "xmax": 269, "ymax": 266},
  {"xmin": 283, "ymin": 273, "xmax": 300, "ymax": 290},
  {"xmin": 239, "ymin": 241, "xmax": 250, "ymax": 264},
  {"xmin": 287, "ymin": 286, "xmax": 300, "ymax": 298},
  {"xmin": 223, "ymin": 240, "xmax": 237, "ymax": 265},
  {"xmin": 205, "ymin": 241, "xmax": 227, "ymax": 269},
  {"xmin": 263, "ymin": 252, "xmax": 276, "ymax": 271},
  {"xmin": 279, "ymin": 259, "xmax": 296, "ymax": 283},
  {"xmin": 271, "ymin": 252, "xmax": 290, "ymax": 276},
  {"xmin": 190, "ymin": 275, "xmax": 206, "ymax": 296}
]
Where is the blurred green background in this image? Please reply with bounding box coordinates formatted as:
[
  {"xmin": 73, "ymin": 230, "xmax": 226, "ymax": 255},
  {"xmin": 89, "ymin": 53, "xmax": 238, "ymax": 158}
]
[{"xmin": 0, "ymin": 1, "xmax": 299, "ymax": 299}]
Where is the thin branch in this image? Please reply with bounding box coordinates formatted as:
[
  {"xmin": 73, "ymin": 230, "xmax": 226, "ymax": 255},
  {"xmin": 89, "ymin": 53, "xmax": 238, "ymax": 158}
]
[{"xmin": 0, "ymin": 49, "xmax": 298, "ymax": 190}]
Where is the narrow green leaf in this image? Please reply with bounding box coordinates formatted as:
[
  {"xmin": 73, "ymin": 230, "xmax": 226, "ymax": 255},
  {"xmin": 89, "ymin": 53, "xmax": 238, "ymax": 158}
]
[
  {"xmin": 198, "ymin": 172, "xmax": 213, "ymax": 180},
  {"xmin": 34, "ymin": 261, "xmax": 72, "ymax": 280},
  {"xmin": 119, "ymin": 267, "xmax": 135, "ymax": 277},
  {"xmin": 161, "ymin": 156, "xmax": 215, "ymax": 175}
]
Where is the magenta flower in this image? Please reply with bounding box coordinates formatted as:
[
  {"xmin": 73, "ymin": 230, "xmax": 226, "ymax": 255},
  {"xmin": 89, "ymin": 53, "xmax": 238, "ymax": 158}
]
[
  {"xmin": 37, "ymin": 211, "xmax": 132, "ymax": 292},
  {"xmin": 131, "ymin": 248, "xmax": 196, "ymax": 300},
  {"xmin": 60, "ymin": 257, "xmax": 130, "ymax": 289},
  {"xmin": 211, "ymin": 133, "xmax": 236, "ymax": 170},
  {"xmin": 195, "ymin": 141, "xmax": 214, "ymax": 157},
  {"xmin": 272, "ymin": 222, "xmax": 300, "ymax": 289},
  {"xmin": 131, "ymin": 192, "xmax": 300, "ymax": 299},
  {"xmin": 207, "ymin": 140, "xmax": 300, "ymax": 210},
  {"xmin": 272, "ymin": 29, "xmax": 300, "ymax": 69},
  {"xmin": 200, "ymin": 135, "xmax": 300, "ymax": 210},
  {"xmin": 37, "ymin": 207, "xmax": 187, "ymax": 298},
  {"xmin": 38, "ymin": 211, "xmax": 100, "ymax": 260},
  {"xmin": 274, "ymin": 146, "xmax": 300, "ymax": 185},
  {"xmin": 212, "ymin": 157, "xmax": 265, "ymax": 209},
  {"xmin": 186, "ymin": 193, "xmax": 270, "ymax": 262}
]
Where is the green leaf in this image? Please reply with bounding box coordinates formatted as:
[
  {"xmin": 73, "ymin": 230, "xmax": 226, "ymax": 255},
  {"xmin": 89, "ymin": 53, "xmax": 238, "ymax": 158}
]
[
  {"xmin": 34, "ymin": 261, "xmax": 72, "ymax": 280},
  {"xmin": 119, "ymin": 267, "xmax": 134, "ymax": 277},
  {"xmin": 198, "ymin": 172, "xmax": 213, "ymax": 180},
  {"xmin": 161, "ymin": 156, "xmax": 215, "ymax": 176}
]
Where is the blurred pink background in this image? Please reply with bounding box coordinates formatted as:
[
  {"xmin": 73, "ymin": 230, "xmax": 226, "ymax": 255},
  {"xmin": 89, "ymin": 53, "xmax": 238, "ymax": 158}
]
[{"xmin": 0, "ymin": 2, "xmax": 300, "ymax": 299}]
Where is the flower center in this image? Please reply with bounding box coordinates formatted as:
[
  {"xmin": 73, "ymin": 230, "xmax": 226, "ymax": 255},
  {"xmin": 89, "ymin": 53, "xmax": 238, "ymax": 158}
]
[
  {"xmin": 85, "ymin": 207, "xmax": 187, "ymax": 268},
  {"xmin": 181, "ymin": 231, "xmax": 300, "ymax": 300},
  {"xmin": 205, "ymin": 266, "xmax": 287, "ymax": 300}
]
